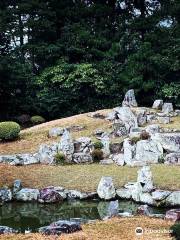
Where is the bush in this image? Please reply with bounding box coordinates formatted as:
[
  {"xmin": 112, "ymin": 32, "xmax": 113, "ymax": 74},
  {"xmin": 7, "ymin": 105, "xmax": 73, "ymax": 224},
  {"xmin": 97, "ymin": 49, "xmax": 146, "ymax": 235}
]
[
  {"xmin": 140, "ymin": 131, "xmax": 150, "ymax": 140},
  {"xmin": 170, "ymin": 223, "xmax": 180, "ymax": 240},
  {"xmin": 92, "ymin": 149, "xmax": 104, "ymax": 162},
  {"xmin": 158, "ymin": 155, "xmax": 165, "ymax": 164},
  {"xmin": 30, "ymin": 115, "xmax": 45, "ymax": 125},
  {"xmin": 0, "ymin": 121, "xmax": 21, "ymax": 140},
  {"xmin": 54, "ymin": 152, "xmax": 66, "ymax": 165},
  {"xmin": 93, "ymin": 141, "xmax": 104, "ymax": 149}
]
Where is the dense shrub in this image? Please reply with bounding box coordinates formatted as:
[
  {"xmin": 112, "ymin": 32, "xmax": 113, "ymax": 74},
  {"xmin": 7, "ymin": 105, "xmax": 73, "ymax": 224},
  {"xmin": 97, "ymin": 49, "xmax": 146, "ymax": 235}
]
[
  {"xmin": 93, "ymin": 141, "xmax": 104, "ymax": 149},
  {"xmin": 16, "ymin": 114, "xmax": 31, "ymax": 125},
  {"xmin": 140, "ymin": 131, "xmax": 150, "ymax": 140},
  {"xmin": 54, "ymin": 152, "xmax": 66, "ymax": 165},
  {"xmin": 30, "ymin": 115, "xmax": 45, "ymax": 125},
  {"xmin": 0, "ymin": 121, "xmax": 20, "ymax": 140},
  {"xmin": 170, "ymin": 223, "xmax": 180, "ymax": 240},
  {"xmin": 92, "ymin": 149, "xmax": 104, "ymax": 162}
]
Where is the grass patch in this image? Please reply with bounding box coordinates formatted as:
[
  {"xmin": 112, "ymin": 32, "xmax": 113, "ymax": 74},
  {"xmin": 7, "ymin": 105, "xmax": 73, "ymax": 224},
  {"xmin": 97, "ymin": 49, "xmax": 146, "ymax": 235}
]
[{"xmin": 0, "ymin": 164, "xmax": 179, "ymax": 191}]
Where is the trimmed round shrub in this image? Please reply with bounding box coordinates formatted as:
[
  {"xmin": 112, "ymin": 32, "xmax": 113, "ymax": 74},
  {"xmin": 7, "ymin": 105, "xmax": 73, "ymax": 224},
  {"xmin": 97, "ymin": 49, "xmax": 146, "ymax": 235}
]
[
  {"xmin": 92, "ymin": 149, "xmax": 104, "ymax": 162},
  {"xmin": 93, "ymin": 141, "xmax": 104, "ymax": 149},
  {"xmin": 130, "ymin": 136, "xmax": 140, "ymax": 145},
  {"xmin": 30, "ymin": 115, "xmax": 45, "ymax": 125},
  {"xmin": 140, "ymin": 131, "xmax": 150, "ymax": 140},
  {"xmin": 54, "ymin": 152, "xmax": 66, "ymax": 165},
  {"xmin": 0, "ymin": 121, "xmax": 21, "ymax": 140}
]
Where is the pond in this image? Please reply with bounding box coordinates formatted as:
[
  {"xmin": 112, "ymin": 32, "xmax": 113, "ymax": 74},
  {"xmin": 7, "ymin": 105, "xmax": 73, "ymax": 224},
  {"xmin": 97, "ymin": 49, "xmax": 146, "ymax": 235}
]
[{"xmin": 0, "ymin": 200, "xmax": 168, "ymax": 233}]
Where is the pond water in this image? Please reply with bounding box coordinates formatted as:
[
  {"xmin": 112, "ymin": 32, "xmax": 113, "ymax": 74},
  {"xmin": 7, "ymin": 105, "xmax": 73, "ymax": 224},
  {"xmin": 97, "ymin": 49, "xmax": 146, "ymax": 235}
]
[{"xmin": 0, "ymin": 200, "xmax": 167, "ymax": 233}]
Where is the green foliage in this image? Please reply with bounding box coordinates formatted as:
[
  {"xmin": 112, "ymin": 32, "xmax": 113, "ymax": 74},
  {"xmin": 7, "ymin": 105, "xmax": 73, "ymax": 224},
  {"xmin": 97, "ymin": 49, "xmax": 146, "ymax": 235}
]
[
  {"xmin": 161, "ymin": 83, "xmax": 180, "ymax": 103},
  {"xmin": 170, "ymin": 223, "xmax": 180, "ymax": 240},
  {"xmin": 54, "ymin": 152, "xmax": 66, "ymax": 165},
  {"xmin": 93, "ymin": 141, "xmax": 104, "ymax": 150},
  {"xmin": 0, "ymin": 122, "xmax": 21, "ymax": 140},
  {"xmin": 158, "ymin": 155, "xmax": 165, "ymax": 164},
  {"xmin": 92, "ymin": 149, "xmax": 104, "ymax": 162},
  {"xmin": 30, "ymin": 116, "xmax": 45, "ymax": 125}
]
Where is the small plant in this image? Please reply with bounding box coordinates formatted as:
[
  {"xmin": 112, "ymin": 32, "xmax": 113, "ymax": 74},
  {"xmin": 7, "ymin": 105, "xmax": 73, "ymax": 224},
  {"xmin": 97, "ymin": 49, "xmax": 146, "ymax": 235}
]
[
  {"xmin": 92, "ymin": 149, "xmax": 104, "ymax": 162},
  {"xmin": 140, "ymin": 131, "xmax": 150, "ymax": 140},
  {"xmin": 0, "ymin": 121, "xmax": 20, "ymax": 141},
  {"xmin": 93, "ymin": 141, "xmax": 104, "ymax": 149},
  {"xmin": 158, "ymin": 155, "xmax": 165, "ymax": 164},
  {"xmin": 130, "ymin": 136, "xmax": 140, "ymax": 144},
  {"xmin": 30, "ymin": 115, "xmax": 45, "ymax": 125},
  {"xmin": 54, "ymin": 152, "xmax": 66, "ymax": 165}
]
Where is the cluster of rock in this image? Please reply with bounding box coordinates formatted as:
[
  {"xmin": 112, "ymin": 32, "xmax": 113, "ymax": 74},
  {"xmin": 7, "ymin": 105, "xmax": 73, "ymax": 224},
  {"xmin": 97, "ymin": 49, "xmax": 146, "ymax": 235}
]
[{"xmin": 97, "ymin": 166, "xmax": 180, "ymax": 208}]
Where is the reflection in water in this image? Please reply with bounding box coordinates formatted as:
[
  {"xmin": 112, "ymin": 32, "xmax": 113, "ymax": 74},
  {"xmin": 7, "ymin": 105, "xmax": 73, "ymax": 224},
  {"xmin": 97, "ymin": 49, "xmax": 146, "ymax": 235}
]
[{"xmin": 0, "ymin": 200, "xmax": 166, "ymax": 233}]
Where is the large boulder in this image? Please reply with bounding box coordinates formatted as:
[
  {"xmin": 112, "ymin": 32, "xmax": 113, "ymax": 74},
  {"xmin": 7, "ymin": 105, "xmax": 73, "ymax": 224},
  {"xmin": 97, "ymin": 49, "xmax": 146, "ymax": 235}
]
[
  {"xmin": 97, "ymin": 177, "xmax": 116, "ymax": 200},
  {"xmin": 135, "ymin": 109, "xmax": 147, "ymax": 126},
  {"xmin": 112, "ymin": 121, "xmax": 128, "ymax": 137},
  {"xmin": 152, "ymin": 190, "xmax": 171, "ymax": 201},
  {"xmin": 13, "ymin": 180, "xmax": 22, "ymax": 194},
  {"xmin": 0, "ymin": 188, "xmax": 12, "ymax": 202},
  {"xmin": 116, "ymin": 188, "xmax": 132, "ymax": 199},
  {"xmin": 135, "ymin": 139, "xmax": 163, "ymax": 164},
  {"xmin": 145, "ymin": 124, "xmax": 160, "ymax": 135},
  {"xmin": 114, "ymin": 107, "xmax": 138, "ymax": 132},
  {"xmin": 15, "ymin": 188, "xmax": 39, "ymax": 202},
  {"xmin": 101, "ymin": 133, "xmax": 110, "ymax": 157},
  {"xmin": 165, "ymin": 152, "xmax": 180, "ymax": 165},
  {"xmin": 152, "ymin": 133, "xmax": 180, "ymax": 152},
  {"xmin": 38, "ymin": 187, "xmax": 65, "ymax": 203},
  {"xmin": 137, "ymin": 166, "xmax": 154, "ymax": 192},
  {"xmin": 165, "ymin": 191, "xmax": 180, "ymax": 206},
  {"xmin": 157, "ymin": 116, "xmax": 171, "ymax": 124},
  {"xmin": 58, "ymin": 129, "xmax": 74, "ymax": 162},
  {"xmin": 162, "ymin": 103, "xmax": 173, "ymax": 114},
  {"xmin": 165, "ymin": 209, "xmax": 180, "ymax": 221},
  {"xmin": 122, "ymin": 89, "xmax": 138, "ymax": 107},
  {"xmin": 38, "ymin": 143, "xmax": 58, "ymax": 164},
  {"xmin": 39, "ymin": 220, "xmax": 82, "ymax": 235},
  {"xmin": 152, "ymin": 100, "xmax": 163, "ymax": 110},
  {"xmin": 74, "ymin": 137, "xmax": 92, "ymax": 153},
  {"xmin": 123, "ymin": 138, "xmax": 136, "ymax": 165},
  {"xmin": 73, "ymin": 153, "xmax": 92, "ymax": 164},
  {"xmin": 49, "ymin": 127, "xmax": 64, "ymax": 137},
  {"xmin": 112, "ymin": 153, "xmax": 125, "ymax": 166}
]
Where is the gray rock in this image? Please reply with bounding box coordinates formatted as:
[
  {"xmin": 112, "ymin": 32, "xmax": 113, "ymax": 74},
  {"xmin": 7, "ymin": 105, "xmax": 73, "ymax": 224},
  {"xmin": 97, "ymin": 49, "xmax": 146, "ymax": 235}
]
[
  {"xmin": 101, "ymin": 133, "xmax": 110, "ymax": 157},
  {"xmin": 137, "ymin": 166, "xmax": 154, "ymax": 192},
  {"xmin": 122, "ymin": 89, "xmax": 138, "ymax": 107},
  {"xmin": 129, "ymin": 127, "xmax": 143, "ymax": 138},
  {"xmin": 15, "ymin": 188, "xmax": 39, "ymax": 202},
  {"xmin": 0, "ymin": 188, "xmax": 12, "ymax": 202},
  {"xmin": 137, "ymin": 204, "xmax": 150, "ymax": 215},
  {"xmin": 164, "ymin": 152, "xmax": 180, "ymax": 165},
  {"xmin": 135, "ymin": 139, "xmax": 163, "ymax": 164},
  {"xmin": 139, "ymin": 193, "xmax": 155, "ymax": 205},
  {"xmin": 112, "ymin": 154, "xmax": 124, "ymax": 166},
  {"xmin": 100, "ymin": 159, "xmax": 114, "ymax": 165},
  {"xmin": 97, "ymin": 176, "xmax": 116, "ymax": 200},
  {"xmin": 58, "ymin": 129, "xmax": 74, "ymax": 162},
  {"xmin": 0, "ymin": 153, "xmax": 39, "ymax": 165},
  {"xmin": 114, "ymin": 107, "xmax": 138, "ymax": 132},
  {"xmin": 152, "ymin": 133, "xmax": 180, "ymax": 152},
  {"xmin": 136, "ymin": 109, "xmax": 147, "ymax": 126},
  {"xmin": 165, "ymin": 191, "xmax": 180, "ymax": 206},
  {"xmin": 74, "ymin": 137, "xmax": 92, "ymax": 153},
  {"xmin": 73, "ymin": 153, "xmax": 92, "ymax": 164},
  {"xmin": 38, "ymin": 187, "xmax": 64, "ymax": 203},
  {"xmin": 145, "ymin": 124, "xmax": 160, "ymax": 135},
  {"xmin": 13, "ymin": 180, "xmax": 22, "ymax": 194},
  {"xmin": 38, "ymin": 144, "xmax": 57, "ymax": 164},
  {"xmin": 123, "ymin": 138, "xmax": 136, "ymax": 165},
  {"xmin": 109, "ymin": 142, "xmax": 123, "ymax": 154},
  {"xmin": 39, "ymin": 220, "xmax": 82, "ymax": 235},
  {"xmin": 152, "ymin": 100, "xmax": 163, "ymax": 110},
  {"xmin": 66, "ymin": 190, "xmax": 96, "ymax": 200},
  {"xmin": 157, "ymin": 116, "xmax": 171, "ymax": 124},
  {"xmin": 175, "ymin": 109, "xmax": 180, "ymax": 116},
  {"xmin": 152, "ymin": 190, "xmax": 171, "ymax": 201},
  {"xmin": 113, "ymin": 121, "xmax": 127, "ymax": 137},
  {"xmin": 162, "ymin": 103, "xmax": 173, "ymax": 114},
  {"xmin": 116, "ymin": 188, "xmax": 132, "ymax": 199},
  {"xmin": 93, "ymin": 129, "xmax": 105, "ymax": 137},
  {"xmin": 49, "ymin": 127, "xmax": 64, "ymax": 137}
]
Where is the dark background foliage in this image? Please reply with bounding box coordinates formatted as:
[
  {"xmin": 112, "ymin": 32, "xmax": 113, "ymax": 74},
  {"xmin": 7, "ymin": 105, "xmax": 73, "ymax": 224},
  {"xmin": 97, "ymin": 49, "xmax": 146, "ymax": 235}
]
[{"xmin": 0, "ymin": 0, "xmax": 179, "ymax": 120}]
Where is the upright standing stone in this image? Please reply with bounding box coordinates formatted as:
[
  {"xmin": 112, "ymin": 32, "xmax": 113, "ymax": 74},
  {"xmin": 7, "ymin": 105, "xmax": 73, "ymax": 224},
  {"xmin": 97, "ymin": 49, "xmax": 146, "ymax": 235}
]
[
  {"xmin": 137, "ymin": 166, "xmax": 154, "ymax": 192},
  {"xmin": 122, "ymin": 89, "xmax": 138, "ymax": 107},
  {"xmin": 162, "ymin": 103, "xmax": 173, "ymax": 114},
  {"xmin": 97, "ymin": 177, "xmax": 116, "ymax": 200},
  {"xmin": 101, "ymin": 133, "xmax": 110, "ymax": 157},
  {"xmin": 58, "ymin": 129, "xmax": 74, "ymax": 162},
  {"xmin": 152, "ymin": 100, "xmax": 163, "ymax": 110}
]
